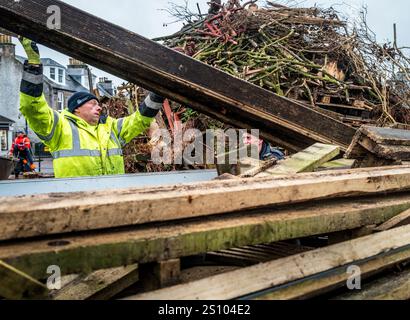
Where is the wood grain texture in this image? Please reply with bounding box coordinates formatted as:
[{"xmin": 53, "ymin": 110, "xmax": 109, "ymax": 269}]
[
  {"xmin": 1, "ymin": 193, "xmax": 409, "ymax": 279},
  {"xmin": 335, "ymin": 269, "xmax": 410, "ymax": 300},
  {"xmin": 126, "ymin": 225, "xmax": 410, "ymax": 300},
  {"xmin": 2, "ymin": 166, "xmax": 410, "ymax": 241},
  {"xmin": 256, "ymin": 143, "xmax": 340, "ymax": 177},
  {"xmin": 52, "ymin": 265, "xmax": 138, "ymax": 300},
  {"xmin": 254, "ymin": 248, "xmax": 410, "ymax": 300}
]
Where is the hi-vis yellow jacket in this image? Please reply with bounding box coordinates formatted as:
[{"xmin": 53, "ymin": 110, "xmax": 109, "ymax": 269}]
[{"xmin": 20, "ymin": 63, "xmax": 160, "ymax": 179}]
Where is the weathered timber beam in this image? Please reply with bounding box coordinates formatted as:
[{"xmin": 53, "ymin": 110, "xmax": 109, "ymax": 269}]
[
  {"xmin": 126, "ymin": 225, "xmax": 410, "ymax": 300},
  {"xmin": 334, "ymin": 268, "xmax": 410, "ymax": 300},
  {"xmin": 1, "ymin": 193, "xmax": 409, "ymax": 279},
  {"xmin": 0, "ymin": 260, "xmax": 48, "ymax": 300},
  {"xmin": 2, "ymin": 166, "xmax": 410, "ymax": 241},
  {"xmin": 0, "ymin": 0, "xmax": 356, "ymax": 151},
  {"xmin": 52, "ymin": 265, "xmax": 138, "ymax": 300},
  {"xmin": 253, "ymin": 246, "xmax": 409, "ymax": 300}
]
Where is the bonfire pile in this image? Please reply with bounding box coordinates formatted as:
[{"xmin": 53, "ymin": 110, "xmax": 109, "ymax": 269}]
[
  {"xmin": 157, "ymin": 0, "xmax": 410, "ymax": 126},
  {"xmin": 103, "ymin": 87, "xmax": 217, "ymax": 173},
  {"xmin": 102, "ymin": 95, "xmax": 165, "ymax": 173}
]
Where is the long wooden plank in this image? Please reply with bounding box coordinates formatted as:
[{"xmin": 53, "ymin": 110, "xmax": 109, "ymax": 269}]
[
  {"xmin": 334, "ymin": 269, "xmax": 410, "ymax": 300},
  {"xmin": 253, "ymin": 247, "xmax": 410, "ymax": 300},
  {"xmin": 0, "ymin": 0, "xmax": 357, "ymax": 152},
  {"xmin": 52, "ymin": 265, "xmax": 138, "ymax": 300},
  {"xmin": 1, "ymin": 193, "xmax": 409, "ymax": 279},
  {"xmin": 2, "ymin": 166, "xmax": 410, "ymax": 241},
  {"xmin": 256, "ymin": 143, "xmax": 340, "ymax": 177},
  {"xmin": 0, "ymin": 260, "xmax": 48, "ymax": 300},
  {"xmin": 126, "ymin": 225, "xmax": 410, "ymax": 300}
]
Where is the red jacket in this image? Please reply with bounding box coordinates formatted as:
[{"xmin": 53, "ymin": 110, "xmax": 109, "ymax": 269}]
[{"xmin": 10, "ymin": 135, "xmax": 31, "ymax": 154}]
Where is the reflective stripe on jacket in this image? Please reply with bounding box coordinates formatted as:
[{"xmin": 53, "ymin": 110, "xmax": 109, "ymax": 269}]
[{"xmin": 20, "ymin": 63, "xmax": 155, "ymax": 179}]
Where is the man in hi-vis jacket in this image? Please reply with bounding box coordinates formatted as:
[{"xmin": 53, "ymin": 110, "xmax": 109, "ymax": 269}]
[{"xmin": 19, "ymin": 37, "xmax": 164, "ymax": 178}]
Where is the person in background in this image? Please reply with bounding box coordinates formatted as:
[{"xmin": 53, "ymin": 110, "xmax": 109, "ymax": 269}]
[
  {"xmin": 242, "ymin": 133, "xmax": 285, "ymax": 161},
  {"xmin": 9, "ymin": 130, "xmax": 35, "ymax": 166}
]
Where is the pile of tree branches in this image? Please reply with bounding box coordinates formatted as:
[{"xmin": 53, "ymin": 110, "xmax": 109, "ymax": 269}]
[
  {"xmin": 103, "ymin": 89, "xmax": 218, "ymax": 173},
  {"xmin": 102, "ymin": 96, "xmax": 167, "ymax": 173},
  {"xmin": 157, "ymin": 0, "xmax": 410, "ymax": 126}
]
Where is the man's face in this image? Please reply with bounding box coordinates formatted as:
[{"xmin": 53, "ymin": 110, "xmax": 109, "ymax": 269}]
[
  {"xmin": 75, "ymin": 99, "xmax": 102, "ymax": 126},
  {"xmin": 243, "ymin": 133, "xmax": 264, "ymax": 153}
]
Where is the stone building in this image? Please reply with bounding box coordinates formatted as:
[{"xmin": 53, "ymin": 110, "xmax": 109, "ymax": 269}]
[{"xmin": 0, "ymin": 35, "xmax": 23, "ymax": 156}]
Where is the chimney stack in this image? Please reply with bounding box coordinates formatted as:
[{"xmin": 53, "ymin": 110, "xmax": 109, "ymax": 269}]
[
  {"xmin": 0, "ymin": 34, "xmax": 15, "ymax": 58},
  {"xmin": 68, "ymin": 57, "xmax": 86, "ymax": 67},
  {"xmin": 98, "ymin": 77, "xmax": 114, "ymax": 96}
]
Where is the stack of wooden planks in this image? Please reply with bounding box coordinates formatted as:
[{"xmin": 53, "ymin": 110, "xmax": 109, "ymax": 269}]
[
  {"xmin": 1, "ymin": 164, "xmax": 410, "ymax": 300},
  {"xmin": 0, "ymin": 0, "xmax": 409, "ymax": 301}
]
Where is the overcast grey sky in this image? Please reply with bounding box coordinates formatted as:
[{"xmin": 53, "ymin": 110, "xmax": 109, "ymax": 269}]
[{"xmin": 13, "ymin": 0, "xmax": 410, "ymax": 86}]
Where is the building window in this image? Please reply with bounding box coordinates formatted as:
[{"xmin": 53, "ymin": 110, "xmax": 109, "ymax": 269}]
[
  {"xmin": 50, "ymin": 67, "xmax": 56, "ymax": 80},
  {"xmin": 1, "ymin": 130, "xmax": 8, "ymax": 151},
  {"xmin": 57, "ymin": 92, "xmax": 64, "ymax": 111},
  {"xmin": 58, "ymin": 68, "xmax": 64, "ymax": 83}
]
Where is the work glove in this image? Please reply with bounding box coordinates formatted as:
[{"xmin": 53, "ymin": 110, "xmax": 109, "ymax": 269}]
[
  {"xmin": 139, "ymin": 92, "xmax": 165, "ymax": 118},
  {"xmin": 19, "ymin": 37, "xmax": 41, "ymax": 65},
  {"xmin": 147, "ymin": 92, "xmax": 165, "ymax": 110}
]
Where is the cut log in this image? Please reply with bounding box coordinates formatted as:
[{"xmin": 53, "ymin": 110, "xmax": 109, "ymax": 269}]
[
  {"xmin": 0, "ymin": 260, "xmax": 48, "ymax": 300},
  {"xmin": 1, "ymin": 193, "xmax": 409, "ymax": 279},
  {"xmin": 256, "ymin": 143, "xmax": 340, "ymax": 177},
  {"xmin": 0, "ymin": 0, "xmax": 357, "ymax": 152},
  {"xmin": 2, "ymin": 166, "xmax": 410, "ymax": 241},
  {"xmin": 52, "ymin": 265, "xmax": 139, "ymax": 300},
  {"xmin": 125, "ymin": 225, "xmax": 410, "ymax": 300}
]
